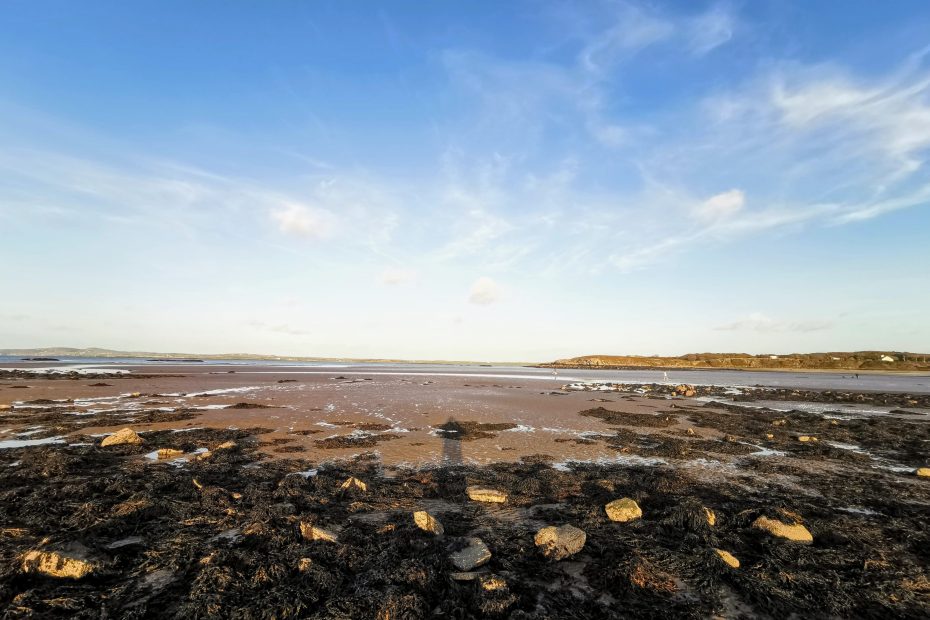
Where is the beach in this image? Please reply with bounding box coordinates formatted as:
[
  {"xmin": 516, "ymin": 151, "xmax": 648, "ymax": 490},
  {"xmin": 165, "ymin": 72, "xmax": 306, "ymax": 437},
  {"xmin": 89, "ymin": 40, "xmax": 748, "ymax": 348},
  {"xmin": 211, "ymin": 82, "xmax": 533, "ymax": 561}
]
[{"xmin": 2, "ymin": 360, "xmax": 929, "ymax": 617}]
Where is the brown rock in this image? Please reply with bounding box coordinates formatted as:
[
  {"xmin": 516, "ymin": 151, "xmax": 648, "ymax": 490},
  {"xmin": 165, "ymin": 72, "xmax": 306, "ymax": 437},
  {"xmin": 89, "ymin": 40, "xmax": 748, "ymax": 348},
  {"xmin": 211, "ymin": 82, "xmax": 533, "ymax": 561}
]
[
  {"xmin": 297, "ymin": 558, "xmax": 313, "ymax": 572},
  {"xmin": 340, "ymin": 477, "xmax": 367, "ymax": 492},
  {"xmin": 534, "ymin": 524, "xmax": 586, "ymax": 560},
  {"xmin": 479, "ymin": 574, "xmax": 507, "ymax": 592},
  {"xmin": 22, "ymin": 547, "xmax": 95, "ymax": 579},
  {"xmin": 466, "ymin": 486, "xmax": 507, "ymax": 503},
  {"xmin": 413, "ymin": 510, "xmax": 444, "ymax": 535},
  {"xmin": 300, "ymin": 522, "xmax": 338, "ymax": 543},
  {"xmin": 752, "ymin": 516, "xmax": 813, "ymax": 543},
  {"xmin": 100, "ymin": 428, "xmax": 143, "ymax": 447},
  {"xmin": 215, "ymin": 440, "xmax": 237, "ymax": 450},
  {"xmin": 157, "ymin": 448, "xmax": 184, "ymax": 460},
  {"xmin": 916, "ymin": 467, "xmax": 930, "ymax": 478},
  {"xmin": 703, "ymin": 507, "xmax": 717, "ymax": 527},
  {"xmin": 714, "ymin": 548, "xmax": 739, "ymax": 569},
  {"xmin": 605, "ymin": 498, "xmax": 642, "ymax": 522},
  {"xmin": 797, "ymin": 435, "xmax": 818, "ymax": 442}
]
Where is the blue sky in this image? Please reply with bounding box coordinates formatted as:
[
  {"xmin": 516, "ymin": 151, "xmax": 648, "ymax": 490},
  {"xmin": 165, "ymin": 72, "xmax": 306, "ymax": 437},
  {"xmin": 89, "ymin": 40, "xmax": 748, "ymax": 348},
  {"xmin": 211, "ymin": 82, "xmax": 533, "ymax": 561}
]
[{"xmin": 2, "ymin": 1, "xmax": 929, "ymax": 361}]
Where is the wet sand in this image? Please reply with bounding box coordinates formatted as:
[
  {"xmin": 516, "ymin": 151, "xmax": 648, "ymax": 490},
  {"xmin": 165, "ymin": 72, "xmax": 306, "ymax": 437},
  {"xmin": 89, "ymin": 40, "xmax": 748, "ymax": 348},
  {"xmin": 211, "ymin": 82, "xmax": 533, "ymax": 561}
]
[{"xmin": 2, "ymin": 364, "xmax": 929, "ymax": 617}]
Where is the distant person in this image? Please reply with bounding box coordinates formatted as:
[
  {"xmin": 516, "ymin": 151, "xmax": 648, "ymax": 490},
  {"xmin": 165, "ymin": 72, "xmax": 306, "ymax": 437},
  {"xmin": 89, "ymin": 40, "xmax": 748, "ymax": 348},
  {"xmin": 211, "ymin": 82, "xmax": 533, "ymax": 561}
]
[{"xmin": 663, "ymin": 371, "xmax": 669, "ymax": 383}]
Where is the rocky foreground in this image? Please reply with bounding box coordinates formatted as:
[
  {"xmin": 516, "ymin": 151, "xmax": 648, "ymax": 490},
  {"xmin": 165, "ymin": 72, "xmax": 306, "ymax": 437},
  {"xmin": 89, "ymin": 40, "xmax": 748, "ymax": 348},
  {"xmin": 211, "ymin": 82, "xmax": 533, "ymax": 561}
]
[{"xmin": 1, "ymin": 417, "xmax": 929, "ymax": 619}]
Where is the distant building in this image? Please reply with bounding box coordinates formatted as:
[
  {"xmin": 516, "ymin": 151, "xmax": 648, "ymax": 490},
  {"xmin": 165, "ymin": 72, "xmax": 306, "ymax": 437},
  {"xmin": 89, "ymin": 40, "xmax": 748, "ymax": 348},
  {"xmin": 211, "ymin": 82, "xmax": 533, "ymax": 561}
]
[
  {"xmin": 769, "ymin": 355, "xmax": 778, "ymax": 359},
  {"xmin": 881, "ymin": 355, "xmax": 895, "ymax": 363}
]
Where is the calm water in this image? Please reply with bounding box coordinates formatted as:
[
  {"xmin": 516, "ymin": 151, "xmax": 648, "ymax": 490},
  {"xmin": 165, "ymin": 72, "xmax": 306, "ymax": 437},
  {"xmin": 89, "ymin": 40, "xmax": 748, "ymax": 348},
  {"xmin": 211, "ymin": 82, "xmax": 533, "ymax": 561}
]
[{"xmin": 3, "ymin": 356, "xmax": 929, "ymax": 394}]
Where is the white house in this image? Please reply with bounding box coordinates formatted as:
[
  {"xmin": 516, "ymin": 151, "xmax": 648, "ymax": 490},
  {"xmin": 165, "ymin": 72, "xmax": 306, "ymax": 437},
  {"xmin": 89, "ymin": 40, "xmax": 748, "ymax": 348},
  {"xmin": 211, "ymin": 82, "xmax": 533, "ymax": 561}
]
[{"xmin": 881, "ymin": 355, "xmax": 895, "ymax": 363}]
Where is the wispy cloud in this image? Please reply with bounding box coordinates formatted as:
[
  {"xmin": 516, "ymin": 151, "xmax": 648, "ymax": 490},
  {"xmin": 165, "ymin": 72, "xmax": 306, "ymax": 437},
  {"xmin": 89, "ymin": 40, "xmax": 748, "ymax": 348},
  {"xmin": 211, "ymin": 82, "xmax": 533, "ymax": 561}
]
[
  {"xmin": 715, "ymin": 313, "xmax": 834, "ymax": 333},
  {"xmin": 468, "ymin": 277, "xmax": 502, "ymax": 305}
]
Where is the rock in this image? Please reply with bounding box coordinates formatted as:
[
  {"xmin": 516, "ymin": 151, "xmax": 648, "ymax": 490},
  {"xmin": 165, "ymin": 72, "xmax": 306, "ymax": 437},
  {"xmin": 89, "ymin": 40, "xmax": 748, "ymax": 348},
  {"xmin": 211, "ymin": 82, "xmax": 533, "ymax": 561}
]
[
  {"xmin": 916, "ymin": 467, "xmax": 930, "ymax": 478},
  {"xmin": 605, "ymin": 498, "xmax": 642, "ymax": 522},
  {"xmin": 479, "ymin": 574, "xmax": 507, "ymax": 591},
  {"xmin": 714, "ymin": 549, "xmax": 739, "ymax": 569},
  {"xmin": 0, "ymin": 404, "xmax": 11, "ymax": 411},
  {"xmin": 450, "ymin": 537, "xmax": 492, "ymax": 571},
  {"xmin": 129, "ymin": 392, "xmax": 142, "ymax": 398},
  {"xmin": 215, "ymin": 440, "xmax": 237, "ymax": 450},
  {"xmin": 413, "ymin": 510, "xmax": 444, "ymax": 535},
  {"xmin": 340, "ymin": 476, "xmax": 367, "ymax": 492},
  {"xmin": 297, "ymin": 558, "xmax": 313, "ymax": 572},
  {"xmin": 772, "ymin": 419, "xmax": 787, "ymax": 426},
  {"xmin": 157, "ymin": 448, "xmax": 184, "ymax": 460},
  {"xmin": 797, "ymin": 435, "xmax": 818, "ymax": 442},
  {"xmin": 300, "ymin": 522, "xmax": 338, "ymax": 543},
  {"xmin": 752, "ymin": 516, "xmax": 813, "ymax": 543},
  {"xmin": 106, "ymin": 536, "xmax": 144, "ymax": 550},
  {"xmin": 534, "ymin": 524, "xmax": 586, "ymax": 560},
  {"xmin": 196, "ymin": 450, "xmax": 212, "ymax": 460},
  {"xmin": 703, "ymin": 507, "xmax": 717, "ymax": 527},
  {"xmin": 765, "ymin": 433, "xmax": 775, "ymax": 440},
  {"xmin": 686, "ymin": 427, "xmax": 696, "ymax": 436},
  {"xmin": 684, "ymin": 389, "xmax": 696, "ymax": 398},
  {"xmin": 724, "ymin": 434, "xmax": 739, "ymax": 443},
  {"xmin": 466, "ymin": 486, "xmax": 507, "ymax": 503},
  {"xmin": 100, "ymin": 428, "xmax": 143, "ymax": 447},
  {"xmin": 450, "ymin": 571, "xmax": 480, "ymax": 581},
  {"xmin": 21, "ymin": 546, "xmax": 95, "ymax": 579}
]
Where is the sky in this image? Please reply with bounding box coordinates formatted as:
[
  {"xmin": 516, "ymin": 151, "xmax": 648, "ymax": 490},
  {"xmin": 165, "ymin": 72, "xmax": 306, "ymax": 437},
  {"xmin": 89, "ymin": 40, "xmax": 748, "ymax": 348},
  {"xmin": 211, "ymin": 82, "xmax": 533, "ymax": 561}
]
[{"xmin": 2, "ymin": 1, "xmax": 930, "ymax": 361}]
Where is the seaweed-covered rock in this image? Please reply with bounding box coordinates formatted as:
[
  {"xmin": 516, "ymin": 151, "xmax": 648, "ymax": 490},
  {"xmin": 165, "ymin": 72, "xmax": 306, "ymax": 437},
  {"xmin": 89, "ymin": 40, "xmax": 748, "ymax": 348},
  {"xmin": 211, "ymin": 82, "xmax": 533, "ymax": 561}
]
[
  {"xmin": 300, "ymin": 523, "xmax": 338, "ymax": 543},
  {"xmin": 534, "ymin": 524, "xmax": 586, "ymax": 560},
  {"xmin": 714, "ymin": 549, "xmax": 739, "ymax": 569},
  {"xmin": 21, "ymin": 544, "xmax": 96, "ymax": 579}
]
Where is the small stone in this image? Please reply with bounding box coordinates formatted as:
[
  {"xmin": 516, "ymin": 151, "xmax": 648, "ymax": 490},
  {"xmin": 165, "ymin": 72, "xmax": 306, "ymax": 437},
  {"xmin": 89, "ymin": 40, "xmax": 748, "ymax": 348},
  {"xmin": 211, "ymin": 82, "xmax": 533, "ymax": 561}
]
[
  {"xmin": 100, "ymin": 428, "xmax": 143, "ymax": 447},
  {"xmin": 413, "ymin": 510, "xmax": 444, "ymax": 535},
  {"xmin": 772, "ymin": 419, "xmax": 787, "ymax": 426},
  {"xmin": 22, "ymin": 547, "xmax": 95, "ymax": 579},
  {"xmin": 215, "ymin": 440, "xmax": 237, "ymax": 450},
  {"xmin": 450, "ymin": 537, "xmax": 491, "ymax": 571},
  {"xmin": 300, "ymin": 522, "xmax": 338, "ymax": 543},
  {"xmin": 714, "ymin": 549, "xmax": 739, "ymax": 569},
  {"xmin": 157, "ymin": 448, "xmax": 184, "ymax": 460},
  {"xmin": 450, "ymin": 571, "xmax": 480, "ymax": 581},
  {"xmin": 797, "ymin": 435, "xmax": 818, "ymax": 443},
  {"xmin": 686, "ymin": 428, "xmax": 696, "ymax": 436},
  {"xmin": 916, "ymin": 467, "xmax": 930, "ymax": 478},
  {"xmin": 297, "ymin": 558, "xmax": 313, "ymax": 572},
  {"xmin": 129, "ymin": 392, "xmax": 142, "ymax": 398},
  {"xmin": 765, "ymin": 433, "xmax": 775, "ymax": 440},
  {"xmin": 466, "ymin": 486, "xmax": 507, "ymax": 503},
  {"xmin": 340, "ymin": 477, "xmax": 367, "ymax": 492},
  {"xmin": 703, "ymin": 507, "xmax": 717, "ymax": 527},
  {"xmin": 479, "ymin": 574, "xmax": 507, "ymax": 591},
  {"xmin": 605, "ymin": 498, "xmax": 642, "ymax": 522},
  {"xmin": 534, "ymin": 524, "xmax": 586, "ymax": 560},
  {"xmin": 752, "ymin": 516, "xmax": 813, "ymax": 543},
  {"xmin": 196, "ymin": 450, "xmax": 212, "ymax": 460}
]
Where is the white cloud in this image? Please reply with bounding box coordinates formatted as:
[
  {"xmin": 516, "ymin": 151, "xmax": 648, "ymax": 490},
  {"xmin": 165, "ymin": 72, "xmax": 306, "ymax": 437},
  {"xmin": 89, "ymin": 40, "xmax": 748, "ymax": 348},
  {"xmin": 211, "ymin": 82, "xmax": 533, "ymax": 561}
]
[
  {"xmin": 468, "ymin": 277, "xmax": 502, "ymax": 305},
  {"xmin": 695, "ymin": 189, "xmax": 745, "ymax": 220},
  {"xmin": 714, "ymin": 313, "xmax": 834, "ymax": 333},
  {"xmin": 687, "ymin": 5, "xmax": 735, "ymax": 55},
  {"xmin": 270, "ymin": 202, "xmax": 336, "ymax": 239}
]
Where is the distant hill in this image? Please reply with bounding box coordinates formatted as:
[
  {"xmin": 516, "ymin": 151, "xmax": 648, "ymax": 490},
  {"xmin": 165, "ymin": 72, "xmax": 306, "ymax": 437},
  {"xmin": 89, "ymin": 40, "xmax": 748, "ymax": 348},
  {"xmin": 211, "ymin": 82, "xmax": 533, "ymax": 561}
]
[
  {"xmin": 0, "ymin": 347, "xmax": 517, "ymax": 366},
  {"xmin": 541, "ymin": 352, "xmax": 930, "ymax": 372}
]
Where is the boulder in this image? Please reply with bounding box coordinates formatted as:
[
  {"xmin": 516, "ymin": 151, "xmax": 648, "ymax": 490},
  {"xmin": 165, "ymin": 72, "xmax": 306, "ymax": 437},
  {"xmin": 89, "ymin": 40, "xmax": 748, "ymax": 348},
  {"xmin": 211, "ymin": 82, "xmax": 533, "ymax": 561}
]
[
  {"xmin": 714, "ymin": 548, "xmax": 739, "ymax": 569},
  {"xmin": 916, "ymin": 467, "xmax": 930, "ymax": 478},
  {"xmin": 450, "ymin": 537, "xmax": 492, "ymax": 571},
  {"xmin": 157, "ymin": 449, "xmax": 184, "ymax": 460},
  {"xmin": 413, "ymin": 510, "xmax": 444, "ymax": 535},
  {"xmin": 466, "ymin": 486, "xmax": 507, "ymax": 503},
  {"xmin": 21, "ymin": 545, "xmax": 95, "ymax": 579},
  {"xmin": 605, "ymin": 498, "xmax": 642, "ymax": 522},
  {"xmin": 752, "ymin": 516, "xmax": 813, "ymax": 543},
  {"xmin": 300, "ymin": 522, "xmax": 338, "ymax": 543},
  {"xmin": 340, "ymin": 477, "xmax": 367, "ymax": 492},
  {"xmin": 101, "ymin": 428, "xmax": 143, "ymax": 447},
  {"xmin": 534, "ymin": 524, "xmax": 586, "ymax": 560}
]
